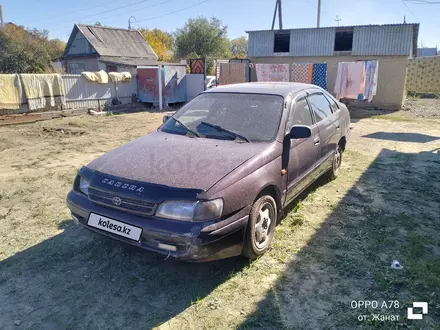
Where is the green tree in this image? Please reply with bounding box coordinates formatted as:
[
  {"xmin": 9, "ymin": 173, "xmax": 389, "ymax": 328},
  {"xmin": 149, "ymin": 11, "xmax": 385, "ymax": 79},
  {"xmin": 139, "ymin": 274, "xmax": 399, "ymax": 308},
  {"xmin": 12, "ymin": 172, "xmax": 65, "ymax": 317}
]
[
  {"xmin": 0, "ymin": 24, "xmax": 65, "ymax": 73},
  {"xmin": 139, "ymin": 28, "xmax": 174, "ymax": 62},
  {"xmin": 230, "ymin": 36, "xmax": 248, "ymax": 58},
  {"xmin": 174, "ymin": 17, "xmax": 231, "ymax": 74}
]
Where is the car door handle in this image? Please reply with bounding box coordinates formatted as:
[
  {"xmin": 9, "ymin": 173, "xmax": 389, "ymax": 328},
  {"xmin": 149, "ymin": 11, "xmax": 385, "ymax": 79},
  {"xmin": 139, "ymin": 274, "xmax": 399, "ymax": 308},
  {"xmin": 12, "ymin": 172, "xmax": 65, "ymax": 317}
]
[
  {"xmin": 314, "ymin": 137, "xmax": 320, "ymax": 145},
  {"xmin": 335, "ymin": 124, "xmax": 340, "ymax": 130}
]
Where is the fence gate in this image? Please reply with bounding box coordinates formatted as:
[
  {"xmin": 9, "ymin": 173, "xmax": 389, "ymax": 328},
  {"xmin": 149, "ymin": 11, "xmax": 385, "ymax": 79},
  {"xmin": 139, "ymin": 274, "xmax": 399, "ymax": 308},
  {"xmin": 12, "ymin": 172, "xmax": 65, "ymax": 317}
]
[
  {"xmin": 137, "ymin": 67, "xmax": 160, "ymax": 103},
  {"xmin": 216, "ymin": 59, "xmax": 250, "ymax": 85}
]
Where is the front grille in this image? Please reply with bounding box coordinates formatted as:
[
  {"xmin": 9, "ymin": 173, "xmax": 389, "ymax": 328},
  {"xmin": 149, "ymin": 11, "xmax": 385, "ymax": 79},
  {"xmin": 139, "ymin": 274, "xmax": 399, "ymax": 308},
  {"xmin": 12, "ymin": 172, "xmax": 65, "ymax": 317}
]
[{"xmin": 88, "ymin": 187, "xmax": 157, "ymax": 216}]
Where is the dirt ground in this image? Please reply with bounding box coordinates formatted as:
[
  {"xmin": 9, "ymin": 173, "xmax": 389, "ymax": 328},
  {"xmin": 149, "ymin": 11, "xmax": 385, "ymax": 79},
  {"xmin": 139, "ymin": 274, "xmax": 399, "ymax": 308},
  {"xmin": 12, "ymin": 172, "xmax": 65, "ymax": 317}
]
[{"xmin": 0, "ymin": 101, "xmax": 439, "ymax": 329}]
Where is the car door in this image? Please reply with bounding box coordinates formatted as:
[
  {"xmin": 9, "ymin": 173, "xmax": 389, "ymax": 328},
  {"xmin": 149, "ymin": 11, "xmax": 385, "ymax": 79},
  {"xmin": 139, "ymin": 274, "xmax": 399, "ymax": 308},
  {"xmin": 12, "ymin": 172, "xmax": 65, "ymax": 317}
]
[
  {"xmin": 307, "ymin": 92, "xmax": 340, "ymax": 166},
  {"xmin": 284, "ymin": 93, "xmax": 321, "ymax": 203}
]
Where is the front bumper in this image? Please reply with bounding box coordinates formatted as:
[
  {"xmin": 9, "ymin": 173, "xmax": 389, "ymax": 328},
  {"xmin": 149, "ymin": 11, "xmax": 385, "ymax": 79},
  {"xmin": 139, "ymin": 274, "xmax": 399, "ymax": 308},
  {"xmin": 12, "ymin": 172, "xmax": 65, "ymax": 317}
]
[{"xmin": 66, "ymin": 190, "xmax": 249, "ymax": 262}]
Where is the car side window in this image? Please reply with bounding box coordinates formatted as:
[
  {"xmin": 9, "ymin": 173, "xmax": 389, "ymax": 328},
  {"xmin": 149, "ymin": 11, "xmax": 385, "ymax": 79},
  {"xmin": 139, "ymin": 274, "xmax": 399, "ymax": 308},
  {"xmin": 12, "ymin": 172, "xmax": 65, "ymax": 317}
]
[
  {"xmin": 285, "ymin": 97, "xmax": 313, "ymax": 133},
  {"xmin": 292, "ymin": 97, "xmax": 314, "ymax": 126},
  {"xmin": 308, "ymin": 93, "xmax": 333, "ymax": 122},
  {"xmin": 323, "ymin": 93, "xmax": 339, "ymax": 112}
]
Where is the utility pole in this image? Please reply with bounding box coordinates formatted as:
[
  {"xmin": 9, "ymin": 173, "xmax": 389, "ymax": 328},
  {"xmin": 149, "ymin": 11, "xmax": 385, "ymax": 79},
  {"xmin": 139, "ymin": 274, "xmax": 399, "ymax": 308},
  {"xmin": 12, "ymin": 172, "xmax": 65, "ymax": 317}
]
[
  {"xmin": 271, "ymin": 0, "xmax": 283, "ymax": 30},
  {"xmin": 278, "ymin": 0, "xmax": 283, "ymax": 30},
  {"xmin": 317, "ymin": 0, "xmax": 321, "ymax": 28},
  {"xmin": 0, "ymin": 5, "xmax": 5, "ymax": 28},
  {"xmin": 334, "ymin": 15, "xmax": 341, "ymax": 26}
]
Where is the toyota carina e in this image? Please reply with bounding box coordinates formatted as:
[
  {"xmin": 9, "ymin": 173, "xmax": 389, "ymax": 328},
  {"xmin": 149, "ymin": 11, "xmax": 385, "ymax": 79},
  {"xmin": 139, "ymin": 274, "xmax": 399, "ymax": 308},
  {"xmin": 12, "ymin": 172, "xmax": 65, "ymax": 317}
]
[{"xmin": 66, "ymin": 82, "xmax": 351, "ymax": 262}]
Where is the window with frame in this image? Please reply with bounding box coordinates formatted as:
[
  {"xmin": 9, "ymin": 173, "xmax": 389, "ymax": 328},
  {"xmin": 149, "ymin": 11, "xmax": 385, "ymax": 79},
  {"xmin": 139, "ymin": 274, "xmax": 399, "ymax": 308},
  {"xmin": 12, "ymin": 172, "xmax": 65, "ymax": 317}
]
[
  {"xmin": 287, "ymin": 97, "xmax": 314, "ymax": 131},
  {"xmin": 307, "ymin": 93, "xmax": 333, "ymax": 122},
  {"xmin": 67, "ymin": 63, "xmax": 86, "ymax": 74},
  {"xmin": 274, "ymin": 32, "xmax": 290, "ymax": 53}
]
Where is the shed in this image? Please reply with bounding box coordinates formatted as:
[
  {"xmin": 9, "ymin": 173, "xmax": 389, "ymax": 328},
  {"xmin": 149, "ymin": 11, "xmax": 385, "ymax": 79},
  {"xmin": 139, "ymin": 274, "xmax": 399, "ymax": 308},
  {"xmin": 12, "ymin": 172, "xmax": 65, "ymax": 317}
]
[{"xmin": 247, "ymin": 23, "xmax": 420, "ymax": 109}]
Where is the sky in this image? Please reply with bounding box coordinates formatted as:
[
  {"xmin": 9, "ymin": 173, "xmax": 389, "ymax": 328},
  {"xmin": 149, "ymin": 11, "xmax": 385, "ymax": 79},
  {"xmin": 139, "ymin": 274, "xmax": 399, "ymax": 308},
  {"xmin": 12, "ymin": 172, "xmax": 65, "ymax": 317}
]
[{"xmin": 2, "ymin": 0, "xmax": 439, "ymax": 47}]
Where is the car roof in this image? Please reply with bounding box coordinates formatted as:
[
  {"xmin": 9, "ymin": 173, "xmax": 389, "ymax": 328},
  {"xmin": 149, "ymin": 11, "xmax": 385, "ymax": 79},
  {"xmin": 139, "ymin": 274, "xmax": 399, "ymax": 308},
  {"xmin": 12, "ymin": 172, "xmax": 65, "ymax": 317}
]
[{"xmin": 203, "ymin": 82, "xmax": 319, "ymax": 97}]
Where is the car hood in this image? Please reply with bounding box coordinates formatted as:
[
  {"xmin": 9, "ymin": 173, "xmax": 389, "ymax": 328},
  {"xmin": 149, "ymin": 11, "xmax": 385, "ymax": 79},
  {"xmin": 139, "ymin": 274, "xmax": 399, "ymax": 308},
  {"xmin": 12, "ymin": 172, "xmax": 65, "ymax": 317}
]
[{"xmin": 87, "ymin": 130, "xmax": 271, "ymax": 192}]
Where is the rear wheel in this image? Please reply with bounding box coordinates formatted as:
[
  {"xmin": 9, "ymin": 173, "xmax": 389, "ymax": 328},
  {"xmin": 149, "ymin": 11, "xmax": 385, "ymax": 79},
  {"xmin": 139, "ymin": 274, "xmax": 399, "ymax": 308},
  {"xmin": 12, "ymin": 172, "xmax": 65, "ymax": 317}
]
[
  {"xmin": 328, "ymin": 143, "xmax": 343, "ymax": 180},
  {"xmin": 242, "ymin": 195, "xmax": 277, "ymax": 260}
]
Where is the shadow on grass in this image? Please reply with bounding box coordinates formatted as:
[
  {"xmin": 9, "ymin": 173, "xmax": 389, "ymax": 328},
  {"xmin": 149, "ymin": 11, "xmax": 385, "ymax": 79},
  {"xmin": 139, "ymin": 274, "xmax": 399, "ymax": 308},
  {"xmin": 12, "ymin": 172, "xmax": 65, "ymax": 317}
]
[
  {"xmin": 0, "ymin": 223, "xmax": 247, "ymax": 329},
  {"xmin": 362, "ymin": 132, "xmax": 440, "ymax": 143},
  {"xmin": 240, "ymin": 148, "xmax": 440, "ymax": 329},
  {"xmin": 348, "ymin": 106, "xmax": 400, "ymax": 122}
]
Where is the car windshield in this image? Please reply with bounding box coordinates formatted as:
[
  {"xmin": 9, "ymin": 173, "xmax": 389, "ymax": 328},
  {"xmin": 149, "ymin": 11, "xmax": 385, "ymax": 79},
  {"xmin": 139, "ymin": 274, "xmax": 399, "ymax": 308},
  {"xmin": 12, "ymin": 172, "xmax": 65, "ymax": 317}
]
[{"xmin": 160, "ymin": 93, "xmax": 284, "ymax": 142}]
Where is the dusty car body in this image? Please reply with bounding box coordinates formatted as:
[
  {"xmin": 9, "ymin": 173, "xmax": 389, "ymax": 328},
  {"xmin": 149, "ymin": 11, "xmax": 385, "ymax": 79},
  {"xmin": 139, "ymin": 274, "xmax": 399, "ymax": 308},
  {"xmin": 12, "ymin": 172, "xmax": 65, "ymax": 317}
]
[{"xmin": 66, "ymin": 82, "xmax": 351, "ymax": 262}]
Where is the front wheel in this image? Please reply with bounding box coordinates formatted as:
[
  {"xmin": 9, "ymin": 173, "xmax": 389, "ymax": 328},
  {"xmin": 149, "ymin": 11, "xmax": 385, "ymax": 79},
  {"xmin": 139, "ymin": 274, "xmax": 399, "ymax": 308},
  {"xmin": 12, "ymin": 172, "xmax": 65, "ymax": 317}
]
[
  {"xmin": 242, "ymin": 195, "xmax": 277, "ymax": 260},
  {"xmin": 328, "ymin": 143, "xmax": 343, "ymax": 180}
]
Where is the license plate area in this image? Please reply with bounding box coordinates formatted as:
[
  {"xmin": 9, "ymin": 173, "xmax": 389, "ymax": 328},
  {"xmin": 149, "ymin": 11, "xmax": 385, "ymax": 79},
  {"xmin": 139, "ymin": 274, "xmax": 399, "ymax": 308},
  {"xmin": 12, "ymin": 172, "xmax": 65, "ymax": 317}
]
[{"xmin": 87, "ymin": 213, "xmax": 142, "ymax": 241}]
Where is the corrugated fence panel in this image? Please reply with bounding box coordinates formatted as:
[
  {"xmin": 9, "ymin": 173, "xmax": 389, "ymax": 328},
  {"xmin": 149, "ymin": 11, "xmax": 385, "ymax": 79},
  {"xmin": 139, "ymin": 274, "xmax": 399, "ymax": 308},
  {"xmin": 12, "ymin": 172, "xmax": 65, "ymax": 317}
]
[
  {"xmin": 2, "ymin": 73, "xmax": 137, "ymax": 114},
  {"xmin": 290, "ymin": 27, "xmax": 336, "ymax": 56},
  {"xmin": 352, "ymin": 25, "xmax": 413, "ymax": 56},
  {"xmin": 63, "ymin": 74, "xmax": 113, "ymax": 109},
  {"xmin": 248, "ymin": 31, "xmax": 274, "ymax": 57},
  {"xmin": 113, "ymin": 74, "xmax": 138, "ymax": 104}
]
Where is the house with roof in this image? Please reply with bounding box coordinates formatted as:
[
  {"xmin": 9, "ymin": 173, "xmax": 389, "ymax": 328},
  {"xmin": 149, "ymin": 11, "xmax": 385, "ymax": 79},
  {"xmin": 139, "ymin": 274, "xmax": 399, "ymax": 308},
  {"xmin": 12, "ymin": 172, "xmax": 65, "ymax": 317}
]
[
  {"xmin": 62, "ymin": 24, "xmax": 158, "ymax": 74},
  {"xmin": 246, "ymin": 23, "xmax": 419, "ymax": 109}
]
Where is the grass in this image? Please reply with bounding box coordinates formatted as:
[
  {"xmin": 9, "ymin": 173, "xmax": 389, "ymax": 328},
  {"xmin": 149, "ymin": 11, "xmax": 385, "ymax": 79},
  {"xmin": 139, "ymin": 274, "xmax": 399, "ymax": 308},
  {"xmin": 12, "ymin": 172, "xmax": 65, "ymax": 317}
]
[
  {"xmin": 0, "ymin": 107, "xmax": 439, "ymax": 329},
  {"xmin": 369, "ymin": 114, "xmax": 416, "ymax": 122}
]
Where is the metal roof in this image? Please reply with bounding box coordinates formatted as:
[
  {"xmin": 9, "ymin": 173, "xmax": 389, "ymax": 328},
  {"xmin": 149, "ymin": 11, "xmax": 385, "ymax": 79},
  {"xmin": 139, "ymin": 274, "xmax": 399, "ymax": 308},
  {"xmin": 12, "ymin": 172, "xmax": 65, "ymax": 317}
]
[
  {"xmin": 63, "ymin": 24, "xmax": 158, "ymax": 60},
  {"xmin": 245, "ymin": 23, "xmax": 418, "ymax": 33},
  {"xmin": 247, "ymin": 23, "xmax": 419, "ymax": 57},
  {"xmin": 99, "ymin": 56, "xmax": 157, "ymax": 66},
  {"xmin": 204, "ymin": 82, "xmax": 318, "ymax": 97}
]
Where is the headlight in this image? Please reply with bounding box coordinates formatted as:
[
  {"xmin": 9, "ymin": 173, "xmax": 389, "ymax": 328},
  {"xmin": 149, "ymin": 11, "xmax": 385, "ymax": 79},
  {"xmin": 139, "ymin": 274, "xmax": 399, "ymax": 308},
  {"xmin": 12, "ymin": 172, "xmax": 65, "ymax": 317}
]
[
  {"xmin": 156, "ymin": 198, "xmax": 223, "ymax": 222},
  {"xmin": 79, "ymin": 176, "xmax": 90, "ymax": 196}
]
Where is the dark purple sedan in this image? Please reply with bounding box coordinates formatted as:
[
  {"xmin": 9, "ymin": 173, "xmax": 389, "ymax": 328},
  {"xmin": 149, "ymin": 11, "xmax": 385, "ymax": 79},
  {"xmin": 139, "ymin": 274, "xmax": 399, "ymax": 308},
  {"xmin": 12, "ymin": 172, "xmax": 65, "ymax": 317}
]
[{"xmin": 66, "ymin": 82, "xmax": 351, "ymax": 261}]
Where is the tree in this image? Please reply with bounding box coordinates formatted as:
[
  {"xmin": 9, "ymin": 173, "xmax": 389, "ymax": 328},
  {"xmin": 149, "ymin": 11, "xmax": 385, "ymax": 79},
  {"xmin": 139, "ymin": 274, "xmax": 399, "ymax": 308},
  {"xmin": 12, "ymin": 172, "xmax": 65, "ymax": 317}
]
[
  {"xmin": 48, "ymin": 39, "xmax": 66, "ymax": 59},
  {"xmin": 0, "ymin": 24, "xmax": 65, "ymax": 73},
  {"xmin": 174, "ymin": 17, "xmax": 231, "ymax": 73},
  {"xmin": 139, "ymin": 28, "xmax": 174, "ymax": 62},
  {"xmin": 230, "ymin": 36, "xmax": 248, "ymax": 58}
]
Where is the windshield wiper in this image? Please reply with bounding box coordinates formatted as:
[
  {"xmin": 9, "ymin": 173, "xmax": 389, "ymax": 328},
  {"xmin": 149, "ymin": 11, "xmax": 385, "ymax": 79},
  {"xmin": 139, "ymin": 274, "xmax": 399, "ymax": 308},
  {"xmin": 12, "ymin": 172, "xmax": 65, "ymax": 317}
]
[
  {"xmin": 200, "ymin": 121, "xmax": 250, "ymax": 143},
  {"xmin": 171, "ymin": 117, "xmax": 201, "ymax": 137}
]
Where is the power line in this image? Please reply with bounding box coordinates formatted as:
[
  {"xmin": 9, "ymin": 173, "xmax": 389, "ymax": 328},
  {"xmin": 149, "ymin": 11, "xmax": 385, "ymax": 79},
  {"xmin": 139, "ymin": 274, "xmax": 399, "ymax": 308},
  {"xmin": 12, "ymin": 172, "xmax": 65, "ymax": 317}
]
[
  {"xmin": 67, "ymin": 0, "xmax": 155, "ymax": 22},
  {"xmin": 403, "ymin": 0, "xmax": 440, "ymax": 4},
  {"xmin": 36, "ymin": 0, "xmax": 124, "ymax": 22},
  {"xmin": 51, "ymin": 0, "xmax": 176, "ymax": 31},
  {"xmin": 400, "ymin": 0, "xmax": 419, "ymax": 22},
  {"xmin": 34, "ymin": 0, "xmax": 154, "ymax": 25},
  {"xmin": 92, "ymin": 0, "xmax": 176, "ymax": 24},
  {"xmin": 303, "ymin": 0, "xmax": 317, "ymax": 9},
  {"xmin": 133, "ymin": 0, "xmax": 211, "ymax": 24}
]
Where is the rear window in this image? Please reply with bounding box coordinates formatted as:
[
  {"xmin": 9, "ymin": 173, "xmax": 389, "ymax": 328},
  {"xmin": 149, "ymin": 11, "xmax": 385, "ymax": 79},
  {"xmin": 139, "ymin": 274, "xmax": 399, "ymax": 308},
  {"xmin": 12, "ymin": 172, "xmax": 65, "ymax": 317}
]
[{"xmin": 161, "ymin": 93, "xmax": 284, "ymax": 142}]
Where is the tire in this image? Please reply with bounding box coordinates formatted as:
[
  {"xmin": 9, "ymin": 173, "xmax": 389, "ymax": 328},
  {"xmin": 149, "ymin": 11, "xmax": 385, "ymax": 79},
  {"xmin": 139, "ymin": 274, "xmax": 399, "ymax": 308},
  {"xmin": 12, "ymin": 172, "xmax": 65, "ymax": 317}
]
[
  {"xmin": 328, "ymin": 143, "xmax": 343, "ymax": 180},
  {"xmin": 242, "ymin": 195, "xmax": 277, "ymax": 260}
]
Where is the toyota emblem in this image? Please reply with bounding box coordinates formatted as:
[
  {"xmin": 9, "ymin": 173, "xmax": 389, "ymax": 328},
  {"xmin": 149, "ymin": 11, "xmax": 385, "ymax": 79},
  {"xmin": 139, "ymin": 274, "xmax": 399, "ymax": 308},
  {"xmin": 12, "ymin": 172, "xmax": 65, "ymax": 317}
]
[{"xmin": 112, "ymin": 197, "xmax": 122, "ymax": 206}]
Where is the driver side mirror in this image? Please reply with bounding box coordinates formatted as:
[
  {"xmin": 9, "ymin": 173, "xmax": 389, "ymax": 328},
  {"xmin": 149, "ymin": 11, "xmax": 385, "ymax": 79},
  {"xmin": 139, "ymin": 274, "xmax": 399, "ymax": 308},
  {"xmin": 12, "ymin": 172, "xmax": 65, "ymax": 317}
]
[
  {"xmin": 286, "ymin": 125, "xmax": 312, "ymax": 139},
  {"xmin": 162, "ymin": 115, "xmax": 170, "ymax": 123}
]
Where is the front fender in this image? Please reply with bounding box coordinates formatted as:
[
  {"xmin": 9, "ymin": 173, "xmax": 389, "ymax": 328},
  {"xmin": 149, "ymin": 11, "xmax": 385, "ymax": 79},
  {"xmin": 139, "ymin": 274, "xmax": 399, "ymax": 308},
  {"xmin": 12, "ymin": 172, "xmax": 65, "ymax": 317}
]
[{"xmin": 206, "ymin": 148, "xmax": 284, "ymax": 216}]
